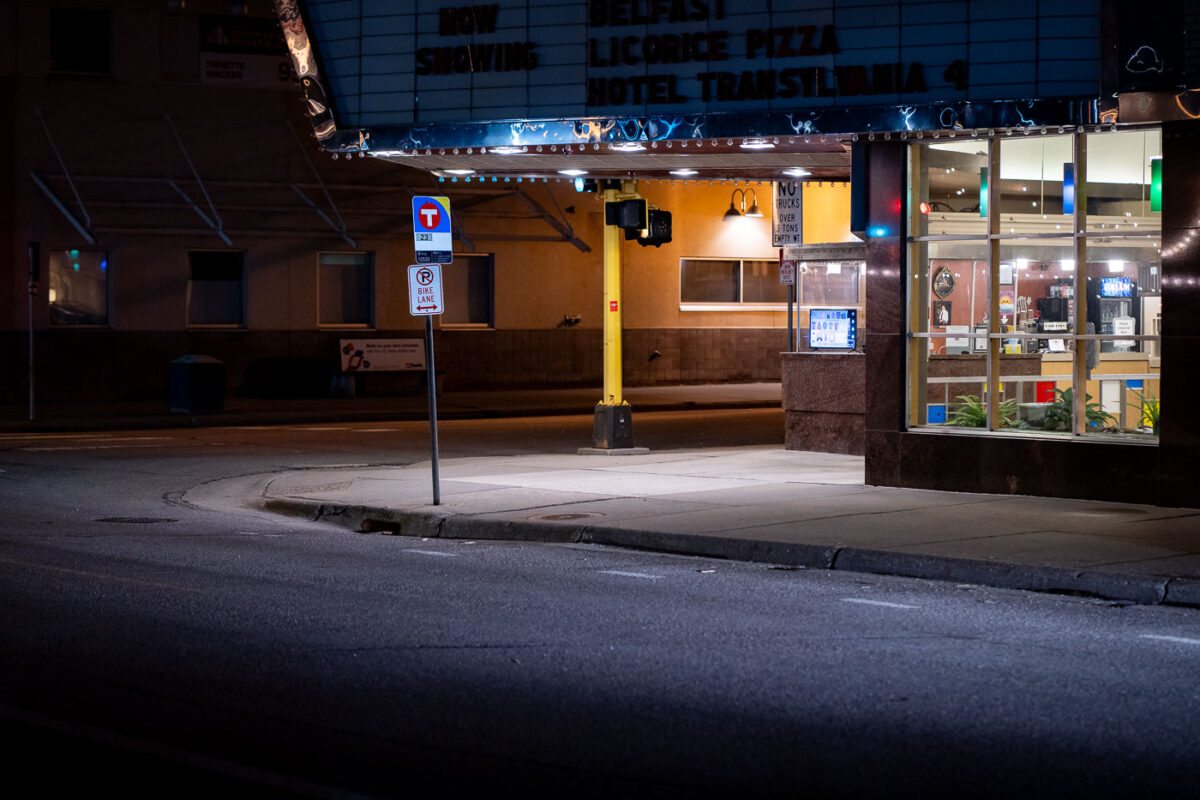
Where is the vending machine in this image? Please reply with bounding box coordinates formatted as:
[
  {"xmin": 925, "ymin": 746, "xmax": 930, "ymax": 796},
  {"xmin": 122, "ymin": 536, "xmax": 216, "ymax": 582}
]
[{"xmin": 1086, "ymin": 276, "xmax": 1139, "ymax": 353}]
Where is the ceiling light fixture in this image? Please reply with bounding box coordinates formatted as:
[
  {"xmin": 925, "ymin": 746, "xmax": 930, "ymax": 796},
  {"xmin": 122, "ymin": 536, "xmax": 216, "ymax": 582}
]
[
  {"xmin": 669, "ymin": 168, "xmax": 698, "ymax": 176},
  {"xmin": 740, "ymin": 137, "xmax": 774, "ymax": 150},
  {"xmin": 490, "ymin": 145, "xmax": 525, "ymax": 154},
  {"xmin": 612, "ymin": 142, "xmax": 646, "ymax": 152},
  {"xmin": 782, "ymin": 167, "xmax": 811, "ymax": 177},
  {"xmin": 557, "ymin": 169, "xmax": 587, "ymax": 177},
  {"xmin": 444, "ymin": 169, "xmax": 476, "ymax": 175}
]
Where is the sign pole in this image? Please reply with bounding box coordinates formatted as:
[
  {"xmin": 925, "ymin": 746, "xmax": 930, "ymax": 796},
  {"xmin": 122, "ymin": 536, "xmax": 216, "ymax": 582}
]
[
  {"xmin": 424, "ymin": 315, "xmax": 440, "ymax": 506},
  {"xmin": 409, "ymin": 194, "xmax": 452, "ymax": 506},
  {"xmin": 789, "ymin": 283, "xmax": 795, "ymax": 351},
  {"xmin": 27, "ymin": 241, "xmax": 39, "ymax": 422},
  {"xmin": 782, "ymin": 250, "xmax": 793, "ymax": 352}
]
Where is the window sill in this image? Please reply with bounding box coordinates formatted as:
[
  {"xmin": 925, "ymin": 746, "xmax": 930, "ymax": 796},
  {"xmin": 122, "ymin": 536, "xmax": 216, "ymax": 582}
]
[
  {"xmin": 680, "ymin": 304, "xmax": 788, "ymax": 312},
  {"xmin": 908, "ymin": 425, "xmax": 1159, "ymax": 446}
]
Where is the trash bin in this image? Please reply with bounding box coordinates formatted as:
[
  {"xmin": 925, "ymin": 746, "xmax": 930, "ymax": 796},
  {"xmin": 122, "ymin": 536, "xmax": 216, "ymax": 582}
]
[{"xmin": 168, "ymin": 355, "xmax": 226, "ymax": 413}]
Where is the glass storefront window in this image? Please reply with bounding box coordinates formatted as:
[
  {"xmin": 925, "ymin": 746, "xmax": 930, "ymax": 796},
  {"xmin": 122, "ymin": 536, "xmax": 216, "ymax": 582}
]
[
  {"xmin": 1085, "ymin": 129, "xmax": 1162, "ymax": 234},
  {"xmin": 913, "ymin": 141, "xmax": 987, "ymax": 238},
  {"xmin": 800, "ymin": 261, "xmax": 860, "ymax": 306},
  {"xmin": 908, "ymin": 129, "xmax": 1161, "ymax": 441},
  {"xmin": 997, "ymin": 133, "xmax": 1073, "ymax": 222}
]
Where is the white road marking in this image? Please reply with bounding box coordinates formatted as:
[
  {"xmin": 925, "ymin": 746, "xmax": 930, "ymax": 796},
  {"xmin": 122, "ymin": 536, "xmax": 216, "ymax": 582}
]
[
  {"xmin": 21, "ymin": 443, "xmax": 175, "ymax": 452},
  {"xmin": 1140, "ymin": 634, "xmax": 1200, "ymax": 646},
  {"xmin": 404, "ymin": 549, "xmax": 458, "ymax": 557},
  {"xmin": 600, "ymin": 570, "xmax": 662, "ymax": 580},
  {"xmin": 284, "ymin": 427, "xmax": 349, "ymax": 431},
  {"xmin": 841, "ymin": 598, "xmax": 917, "ymax": 609}
]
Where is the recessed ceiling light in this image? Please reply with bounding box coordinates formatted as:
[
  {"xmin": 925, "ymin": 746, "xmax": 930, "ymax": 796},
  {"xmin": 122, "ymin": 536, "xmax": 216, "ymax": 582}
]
[
  {"xmin": 740, "ymin": 138, "xmax": 774, "ymax": 149},
  {"xmin": 612, "ymin": 142, "xmax": 646, "ymax": 152},
  {"xmin": 557, "ymin": 169, "xmax": 587, "ymax": 177},
  {"xmin": 669, "ymin": 168, "xmax": 698, "ymax": 176},
  {"xmin": 782, "ymin": 167, "xmax": 811, "ymax": 177},
  {"xmin": 490, "ymin": 145, "xmax": 525, "ymax": 155},
  {"xmin": 444, "ymin": 169, "xmax": 475, "ymax": 175}
]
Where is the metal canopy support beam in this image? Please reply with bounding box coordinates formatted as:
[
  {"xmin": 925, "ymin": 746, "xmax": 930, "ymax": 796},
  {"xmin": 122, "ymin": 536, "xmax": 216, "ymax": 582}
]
[
  {"xmin": 291, "ymin": 183, "xmax": 356, "ymax": 248},
  {"xmin": 29, "ymin": 171, "xmax": 96, "ymax": 245},
  {"xmin": 164, "ymin": 114, "xmax": 229, "ymax": 245},
  {"xmin": 513, "ymin": 188, "xmax": 591, "ymax": 253},
  {"xmin": 34, "ymin": 108, "xmax": 91, "ymax": 230},
  {"xmin": 288, "ymin": 121, "xmax": 357, "ymax": 247},
  {"xmin": 168, "ymin": 179, "xmax": 233, "ymax": 247}
]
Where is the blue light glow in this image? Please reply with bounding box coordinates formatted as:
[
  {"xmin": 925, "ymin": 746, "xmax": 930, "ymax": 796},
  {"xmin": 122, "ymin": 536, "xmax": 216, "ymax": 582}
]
[
  {"xmin": 868, "ymin": 225, "xmax": 890, "ymax": 237},
  {"xmin": 1063, "ymin": 163, "xmax": 1075, "ymax": 215}
]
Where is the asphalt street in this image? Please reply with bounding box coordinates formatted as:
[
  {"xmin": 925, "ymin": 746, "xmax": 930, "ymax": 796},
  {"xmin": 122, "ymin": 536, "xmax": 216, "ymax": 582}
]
[{"xmin": 1, "ymin": 410, "xmax": 1198, "ymax": 797}]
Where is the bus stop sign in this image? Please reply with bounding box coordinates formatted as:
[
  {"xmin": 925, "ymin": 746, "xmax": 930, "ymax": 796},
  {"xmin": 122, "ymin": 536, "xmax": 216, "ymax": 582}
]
[{"xmin": 412, "ymin": 195, "xmax": 453, "ymax": 264}]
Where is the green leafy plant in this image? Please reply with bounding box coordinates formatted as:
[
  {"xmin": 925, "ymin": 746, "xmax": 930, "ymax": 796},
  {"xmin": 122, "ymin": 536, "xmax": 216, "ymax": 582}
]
[
  {"xmin": 947, "ymin": 394, "xmax": 1017, "ymax": 428},
  {"xmin": 1127, "ymin": 390, "xmax": 1160, "ymax": 435},
  {"xmin": 1042, "ymin": 387, "xmax": 1114, "ymax": 431}
]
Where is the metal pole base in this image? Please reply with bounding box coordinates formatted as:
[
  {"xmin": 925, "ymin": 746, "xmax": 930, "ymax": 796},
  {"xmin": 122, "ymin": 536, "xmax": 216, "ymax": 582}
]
[{"xmin": 580, "ymin": 403, "xmax": 649, "ymax": 456}]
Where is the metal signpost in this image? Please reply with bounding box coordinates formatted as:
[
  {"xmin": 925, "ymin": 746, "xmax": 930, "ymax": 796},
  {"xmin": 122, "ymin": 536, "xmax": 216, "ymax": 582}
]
[
  {"xmin": 408, "ymin": 255, "xmax": 448, "ymax": 505},
  {"xmin": 780, "ymin": 253, "xmax": 796, "ymax": 352}
]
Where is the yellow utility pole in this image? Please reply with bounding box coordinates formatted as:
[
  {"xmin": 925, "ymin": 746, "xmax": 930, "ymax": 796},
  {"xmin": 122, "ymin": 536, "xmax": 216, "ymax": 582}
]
[
  {"xmin": 591, "ymin": 182, "xmax": 637, "ymax": 450},
  {"xmin": 601, "ymin": 185, "xmax": 624, "ymax": 405}
]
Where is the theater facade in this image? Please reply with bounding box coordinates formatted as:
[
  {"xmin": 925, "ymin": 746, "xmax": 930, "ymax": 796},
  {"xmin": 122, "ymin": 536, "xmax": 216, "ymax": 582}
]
[{"xmin": 274, "ymin": 0, "xmax": 1199, "ymax": 505}]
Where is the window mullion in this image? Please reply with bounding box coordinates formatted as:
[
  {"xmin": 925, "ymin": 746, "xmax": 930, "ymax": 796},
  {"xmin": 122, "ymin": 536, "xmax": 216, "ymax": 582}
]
[
  {"xmin": 1072, "ymin": 133, "xmax": 1089, "ymax": 437},
  {"xmin": 986, "ymin": 140, "xmax": 1002, "ymax": 430}
]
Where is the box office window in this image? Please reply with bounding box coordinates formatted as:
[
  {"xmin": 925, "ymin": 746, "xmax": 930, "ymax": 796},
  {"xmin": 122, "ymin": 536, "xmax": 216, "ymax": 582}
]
[
  {"xmin": 188, "ymin": 251, "xmax": 245, "ymax": 327},
  {"xmin": 680, "ymin": 258, "xmax": 788, "ymax": 306},
  {"xmin": 907, "ymin": 129, "xmax": 1161, "ymax": 440},
  {"xmin": 319, "ymin": 252, "xmax": 373, "ymax": 327},
  {"xmin": 49, "ymin": 249, "xmax": 109, "ymax": 325}
]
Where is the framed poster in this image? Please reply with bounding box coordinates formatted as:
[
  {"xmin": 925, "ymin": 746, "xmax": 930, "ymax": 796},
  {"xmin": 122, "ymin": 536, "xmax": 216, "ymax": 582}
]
[
  {"xmin": 933, "ymin": 300, "xmax": 952, "ymax": 327},
  {"xmin": 999, "ymin": 263, "xmax": 1014, "ymax": 285}
]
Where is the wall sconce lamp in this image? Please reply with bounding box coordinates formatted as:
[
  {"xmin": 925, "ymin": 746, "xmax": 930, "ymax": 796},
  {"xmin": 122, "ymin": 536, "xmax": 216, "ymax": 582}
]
[{"xmin": 724, "ymin": 188, "xmax": 763, "ymax": 221}]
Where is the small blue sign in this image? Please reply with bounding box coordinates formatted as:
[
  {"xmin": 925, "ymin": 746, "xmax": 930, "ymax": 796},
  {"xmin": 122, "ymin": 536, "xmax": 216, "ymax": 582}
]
[{"xmin": 928, "ymin": 404, "xmax": 947, "ymax": 424}]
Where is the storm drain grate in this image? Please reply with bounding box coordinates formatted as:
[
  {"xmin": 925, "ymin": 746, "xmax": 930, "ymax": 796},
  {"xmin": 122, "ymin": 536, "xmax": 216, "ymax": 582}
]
[{"xmin": 94, "ymin": 517, "xmax": 179, "ymax": 524}]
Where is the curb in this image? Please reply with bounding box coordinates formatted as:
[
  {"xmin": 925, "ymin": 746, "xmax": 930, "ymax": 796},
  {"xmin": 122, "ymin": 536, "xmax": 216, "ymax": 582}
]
[
  {"xmin": 0, "ymin": 399, "xmax": 779, "ymax": 434},
  {"xmin": 263, "ymin": 496, "xmax": 1198, "ymax": 610}
]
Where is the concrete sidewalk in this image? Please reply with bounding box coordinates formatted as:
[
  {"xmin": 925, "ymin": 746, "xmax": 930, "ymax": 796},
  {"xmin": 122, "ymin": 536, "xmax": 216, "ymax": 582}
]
[{"xmin": 249, "ymin": 445, "xmax": 1200, "ymax": 610}]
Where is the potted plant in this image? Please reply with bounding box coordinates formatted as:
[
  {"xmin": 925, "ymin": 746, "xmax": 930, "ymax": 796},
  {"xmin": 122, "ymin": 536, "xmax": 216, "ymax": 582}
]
[
  {"xmin": 1127, "ymin": 389, "xmax": 1160, "ymax": 435},
  {"xmin": 1041, "ymin": 387, "xmax": 1114, "ymax": 431},
  {"xmin": 947, "ymin": 394, "xmax": 1017, "ymax": 428}
]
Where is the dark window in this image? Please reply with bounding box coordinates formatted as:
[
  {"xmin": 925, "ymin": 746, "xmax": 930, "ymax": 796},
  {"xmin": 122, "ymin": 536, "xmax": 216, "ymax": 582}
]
[
  {"xmin": 188, "ymin": 251, "xmax": 244, "ymax": 326},
  {"xmin": 50, "ymin": 7, "xmax": 112, "ymax": 75},
  {"xmin": 442, "ymin": 254, "xmax": 493, "ymax": 326},
  {"xmin": 319, "ymin": 252, "xmax": 373, "ymax": 326}
]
